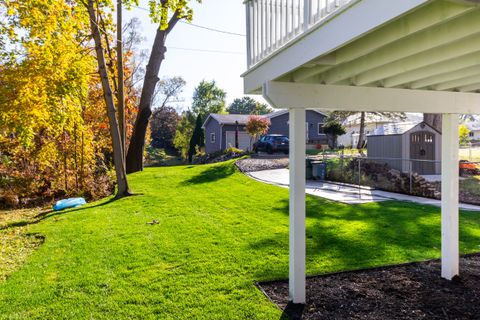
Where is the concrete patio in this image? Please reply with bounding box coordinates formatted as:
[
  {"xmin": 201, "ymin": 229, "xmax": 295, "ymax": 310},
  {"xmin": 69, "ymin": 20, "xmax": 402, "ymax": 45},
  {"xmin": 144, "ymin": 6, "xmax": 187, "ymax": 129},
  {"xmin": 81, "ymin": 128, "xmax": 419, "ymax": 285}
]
[{"xmin": 247, "ymin": 169, "xmax": 480, "ymax": 211}]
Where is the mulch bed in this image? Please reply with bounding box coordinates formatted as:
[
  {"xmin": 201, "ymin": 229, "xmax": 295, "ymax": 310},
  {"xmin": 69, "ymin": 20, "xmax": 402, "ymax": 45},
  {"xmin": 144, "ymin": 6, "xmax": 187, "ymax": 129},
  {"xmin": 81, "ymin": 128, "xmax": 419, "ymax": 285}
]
[{"xmin": 258, "ymin": 254, "xmax": 480, "ymax": 320}]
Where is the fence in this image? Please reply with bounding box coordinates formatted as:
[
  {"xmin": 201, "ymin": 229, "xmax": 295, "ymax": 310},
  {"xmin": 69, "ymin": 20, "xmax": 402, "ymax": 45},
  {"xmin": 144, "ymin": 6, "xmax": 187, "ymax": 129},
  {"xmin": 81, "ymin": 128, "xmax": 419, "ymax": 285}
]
[{"xmin": 309, "ymin": 155, "xmax": 444, "ymax": 199}]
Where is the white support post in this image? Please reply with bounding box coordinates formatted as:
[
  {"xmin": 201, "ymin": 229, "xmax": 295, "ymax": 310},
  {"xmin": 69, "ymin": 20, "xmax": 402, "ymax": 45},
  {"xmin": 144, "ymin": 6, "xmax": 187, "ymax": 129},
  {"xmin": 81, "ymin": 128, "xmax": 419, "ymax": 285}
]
[
  {"xmin": 289, "ymin": 108, "xmax": 306, "ymax": 304},
  {"xmin": 441, "ymin": 113, "xmax": 459, "ymax": 280}
]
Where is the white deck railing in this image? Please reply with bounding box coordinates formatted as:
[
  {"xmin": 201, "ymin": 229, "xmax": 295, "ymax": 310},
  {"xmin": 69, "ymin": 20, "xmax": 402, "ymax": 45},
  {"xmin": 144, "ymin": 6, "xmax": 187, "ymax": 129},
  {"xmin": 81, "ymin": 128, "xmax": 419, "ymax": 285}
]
[{"xmin": 246, "ymin": 0, "xmax": 355, "ymax": 68}]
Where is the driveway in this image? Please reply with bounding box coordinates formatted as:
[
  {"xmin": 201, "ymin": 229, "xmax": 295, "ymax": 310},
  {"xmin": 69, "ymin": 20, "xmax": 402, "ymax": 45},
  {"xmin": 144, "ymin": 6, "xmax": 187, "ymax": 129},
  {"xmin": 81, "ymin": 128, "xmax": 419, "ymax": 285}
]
[{"xmin": 247, "ymin": 169, "xmax": 480, "ymax": 211}]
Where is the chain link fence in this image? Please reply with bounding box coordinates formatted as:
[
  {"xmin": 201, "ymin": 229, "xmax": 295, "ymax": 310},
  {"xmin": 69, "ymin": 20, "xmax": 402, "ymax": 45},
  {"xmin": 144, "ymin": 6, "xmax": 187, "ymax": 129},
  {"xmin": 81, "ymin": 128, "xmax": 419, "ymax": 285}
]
[{"xmin": 306, "ymin": 152, "xmax": 480, "ymax": 206}]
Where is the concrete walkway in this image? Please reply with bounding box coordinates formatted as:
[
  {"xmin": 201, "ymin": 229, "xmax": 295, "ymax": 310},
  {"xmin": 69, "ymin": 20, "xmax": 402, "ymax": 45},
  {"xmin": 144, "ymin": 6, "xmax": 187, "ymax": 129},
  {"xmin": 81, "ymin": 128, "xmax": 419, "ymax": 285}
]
[{"xmin": 247, "ymin": 169, "xmax": 480, "ymax": 211}]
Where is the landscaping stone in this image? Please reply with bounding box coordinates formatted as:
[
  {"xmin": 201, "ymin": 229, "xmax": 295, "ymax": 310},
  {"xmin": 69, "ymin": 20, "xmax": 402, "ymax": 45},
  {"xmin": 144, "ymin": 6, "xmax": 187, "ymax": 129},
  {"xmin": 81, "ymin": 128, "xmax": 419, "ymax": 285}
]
[{"xmin": 236, "ymin": 157, "xmax": 289, "ymax": 172}]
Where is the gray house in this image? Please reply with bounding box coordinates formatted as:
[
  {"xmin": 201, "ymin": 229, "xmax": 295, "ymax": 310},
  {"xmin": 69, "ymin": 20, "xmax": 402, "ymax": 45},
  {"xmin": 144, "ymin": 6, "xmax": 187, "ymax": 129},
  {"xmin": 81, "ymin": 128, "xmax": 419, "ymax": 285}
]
[
  {"xmin": 367, "ymin": 121, "xmax": 441, "ymax": 175},
  {"xmin": 202, "ymin": 109, "xmax": 328, "ymax": 154}
]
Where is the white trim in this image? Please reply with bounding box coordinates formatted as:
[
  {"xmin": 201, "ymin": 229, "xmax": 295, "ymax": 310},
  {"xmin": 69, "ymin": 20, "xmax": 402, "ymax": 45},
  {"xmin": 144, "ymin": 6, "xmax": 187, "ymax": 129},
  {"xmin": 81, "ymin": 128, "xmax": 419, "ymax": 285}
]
[
  {"xmin": 289, "ymin": 108, "xmax": 306, "ymax": 304},
  {"xmin": 318, "ymin": 122, "xmax": 325, "ymax": 135},
  {"xmin": 263, "ymin": 82, "xmax": 480, "ymax": 114},
  {"xmin": 441, "ymin": 113, "xmax": 460, "ymax": 280},
  {"xmin": 220, "ymin": 124, "xmax": 223, "ymax": 150}
]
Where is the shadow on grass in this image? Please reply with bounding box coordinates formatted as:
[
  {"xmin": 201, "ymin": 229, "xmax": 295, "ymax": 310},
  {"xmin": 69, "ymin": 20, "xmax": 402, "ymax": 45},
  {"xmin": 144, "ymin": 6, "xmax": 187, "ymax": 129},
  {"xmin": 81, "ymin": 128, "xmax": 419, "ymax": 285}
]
[
  {"xmin": 251, "ymin": 196, "xmax": 480, "ymax": 282},
  {"xmin": 1, "ymin": 195, "xmax": 143, "ymax": 230},
  {"xmin": 182, "ymin": 162, "xmax": 236, "ymax": 185}
]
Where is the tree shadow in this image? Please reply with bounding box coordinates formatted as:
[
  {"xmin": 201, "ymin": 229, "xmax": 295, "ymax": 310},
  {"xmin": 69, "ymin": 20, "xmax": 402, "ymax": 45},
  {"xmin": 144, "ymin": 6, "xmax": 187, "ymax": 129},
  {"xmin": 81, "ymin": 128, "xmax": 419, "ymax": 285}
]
[
  {"xmin": 181, "ymin": 162, "xmax": 236, "ymax": 185},
  {"xmin": 250, "ymin": 196, "xmax": 480, "ymax": 281}
]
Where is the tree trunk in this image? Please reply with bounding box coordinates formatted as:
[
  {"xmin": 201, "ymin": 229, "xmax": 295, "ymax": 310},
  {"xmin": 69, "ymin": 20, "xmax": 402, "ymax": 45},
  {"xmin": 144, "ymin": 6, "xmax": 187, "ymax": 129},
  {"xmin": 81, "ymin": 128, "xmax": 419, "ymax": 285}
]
[
  {"xmin": 117, "ymin": 0, "xmax": 126, "ymax": 161},
  {"xmin": 356, "ymin": 112, "xmax": 366, "ymax": 150},
  {"xmin": 87, "ymin": 0, "xmax": 131, "ymax": 197},
  {"xmin": 126, "ymin": 13, "xmax": 180, "ymax": 174},
  {"xmin": 424, "ymin": 113, "xmax": 442, "ymax": 133}
]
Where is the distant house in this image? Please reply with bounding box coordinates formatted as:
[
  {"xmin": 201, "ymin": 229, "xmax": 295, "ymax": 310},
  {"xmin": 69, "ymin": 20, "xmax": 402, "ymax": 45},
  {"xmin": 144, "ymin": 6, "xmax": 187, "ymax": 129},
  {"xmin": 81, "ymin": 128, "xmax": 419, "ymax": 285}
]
[
  {"xmin": 465, "ymin": 122, "xmax": 480, "ymax": 142},
  {"xmin": 367, "ymin": 121, "xmax": 441, "ymax": 175},
  {"xmin": 202, "ymin": 109, "xmax": 328, "ymax": 154},
  {"xmin": 337, "ymin": 113, "xmax": 423, "ymax": 148}
]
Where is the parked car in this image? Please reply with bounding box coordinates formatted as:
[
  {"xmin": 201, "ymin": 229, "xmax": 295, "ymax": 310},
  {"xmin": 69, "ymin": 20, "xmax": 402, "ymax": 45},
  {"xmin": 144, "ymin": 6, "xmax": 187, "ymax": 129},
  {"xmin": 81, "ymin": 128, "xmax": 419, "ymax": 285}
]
[{"xmin": 253, "ymin": 134, "xmax": 289, "ymax": 154}]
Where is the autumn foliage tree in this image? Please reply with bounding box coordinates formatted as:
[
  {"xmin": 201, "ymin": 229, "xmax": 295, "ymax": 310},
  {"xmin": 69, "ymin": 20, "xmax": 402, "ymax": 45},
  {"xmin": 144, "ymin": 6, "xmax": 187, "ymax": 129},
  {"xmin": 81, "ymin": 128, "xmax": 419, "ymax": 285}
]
[
  {"xmin": 0, "ymin": 0, "xmax": 140, "ymax": 206},
  {"xmin": 126, "ymin": 0, "xmax": 201, "ymax": 173},
  {"xmin": 245, "ymin": 116, "xmax": 271, "ymax": 149}
]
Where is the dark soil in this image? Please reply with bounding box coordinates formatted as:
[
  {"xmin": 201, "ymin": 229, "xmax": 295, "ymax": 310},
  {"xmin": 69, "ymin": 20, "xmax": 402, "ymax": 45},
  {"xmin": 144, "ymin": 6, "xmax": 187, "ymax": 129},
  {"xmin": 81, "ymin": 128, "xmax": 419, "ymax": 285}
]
[{"xmin": 259, "ymin": 254, "xmax": 480, "ymax": 320}]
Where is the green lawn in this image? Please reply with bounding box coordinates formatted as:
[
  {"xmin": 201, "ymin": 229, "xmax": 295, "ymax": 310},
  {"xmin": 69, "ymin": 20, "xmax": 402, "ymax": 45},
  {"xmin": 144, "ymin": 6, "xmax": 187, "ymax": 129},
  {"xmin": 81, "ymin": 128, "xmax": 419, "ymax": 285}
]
[{"xmin": 1, "ymin": 161, "xmax": 480, "ymax": 319}]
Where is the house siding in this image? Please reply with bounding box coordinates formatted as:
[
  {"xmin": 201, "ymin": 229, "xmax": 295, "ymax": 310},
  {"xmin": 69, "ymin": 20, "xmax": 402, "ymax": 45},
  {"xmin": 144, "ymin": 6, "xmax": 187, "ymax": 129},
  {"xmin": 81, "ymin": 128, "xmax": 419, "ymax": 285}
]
[
  {"xmin": 268, "ymin": 110, "xmax": 328, "ymax": 143},
  {"xmin": 204, "ymin": 118, "xmax": 222, "ymax": 154},
  {"xmin": 204, "ymin": 110, "xmax": 328, "ymax": 154},
  {"xmin": 367, "ymin": 135, "xmax": 403, "ymax": 171}
]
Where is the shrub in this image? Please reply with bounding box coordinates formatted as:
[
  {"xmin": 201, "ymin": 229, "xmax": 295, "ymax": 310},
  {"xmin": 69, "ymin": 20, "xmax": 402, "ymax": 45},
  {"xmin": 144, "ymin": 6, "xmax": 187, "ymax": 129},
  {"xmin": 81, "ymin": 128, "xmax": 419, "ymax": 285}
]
[{"xmin": 145, "ymin": 147, "xmax": 167, "ymax": 166}]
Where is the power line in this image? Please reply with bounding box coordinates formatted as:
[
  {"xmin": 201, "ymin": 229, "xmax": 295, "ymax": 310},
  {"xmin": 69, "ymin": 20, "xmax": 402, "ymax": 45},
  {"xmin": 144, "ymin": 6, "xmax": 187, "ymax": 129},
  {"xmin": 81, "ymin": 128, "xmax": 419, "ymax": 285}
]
[
  {"xmin": 130, "ymin": 5, "xmax": 246, "ymax": 37},
  {"xmin": 178, "ymin": 21, "xmax": 246, "ymax": 37},
  {"xmin": 168, "ymin": 46, "xmax": 245, "ymax": 55}
]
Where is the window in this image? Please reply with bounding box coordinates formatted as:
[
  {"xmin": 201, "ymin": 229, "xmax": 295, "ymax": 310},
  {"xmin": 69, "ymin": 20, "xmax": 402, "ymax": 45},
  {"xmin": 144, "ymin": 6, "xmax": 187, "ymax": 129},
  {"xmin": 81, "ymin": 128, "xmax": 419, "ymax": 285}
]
[
  {"xmin": 469, "ymin": 132, "xmax": 475, "ymax": 137},
  {"xmin": 318, "ymin": 123, "xmax": 325, "ymax": 135},
  {"xmin": 210, "ymin": 133, "xmax": 216, "ymax": 143}
]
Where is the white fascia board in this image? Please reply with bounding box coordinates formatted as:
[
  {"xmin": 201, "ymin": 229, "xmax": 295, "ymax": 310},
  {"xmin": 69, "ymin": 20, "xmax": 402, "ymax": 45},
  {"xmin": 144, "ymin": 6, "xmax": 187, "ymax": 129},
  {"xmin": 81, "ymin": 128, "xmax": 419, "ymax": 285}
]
[
  {"xmin": 263, "ymin": 82, "xmax": 480, "ymax": 114},
  {"xmin": 243, "ymin": 0, "xmax": 429, "ymax": 94}
]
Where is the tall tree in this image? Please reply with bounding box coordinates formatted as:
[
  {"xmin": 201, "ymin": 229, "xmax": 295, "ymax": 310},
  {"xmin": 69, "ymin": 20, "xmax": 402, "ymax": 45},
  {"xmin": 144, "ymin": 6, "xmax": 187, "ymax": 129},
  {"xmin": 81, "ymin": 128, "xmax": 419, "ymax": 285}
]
[
  {"xmin": 85, "ymin": 0, "xmax": 131, "ymax": 197},
  {"xmin": 227, "ymin": 97, "xmax": 272, "ymax": 115},
  {"xmin": 152, "ymin": 76, "xmax": 186, "ymax": 109},
  {"xmin": 150, "ymin": 106, "xmax": 180, "ymax": 150},
  {"xmin": 126, "ymin": 0, "xmax": 200, "ymax": 174},
  {"xmin": 117, "ymin": 0, "xmax": 126, "ymax": 161},
  {"xmin": 174, "ymin": 110, "xmax": 196, "ymax": 159},
  {"xmin": 188, "ymin": 114, "xmax": 205, "ymax": 162},
  {"xmin": 191, "ymin": 80, "xmax": 226, "ymax": 119},
  {"xmin": 424, "ymin": 113, "xmax": 442, "ymax": 132}
]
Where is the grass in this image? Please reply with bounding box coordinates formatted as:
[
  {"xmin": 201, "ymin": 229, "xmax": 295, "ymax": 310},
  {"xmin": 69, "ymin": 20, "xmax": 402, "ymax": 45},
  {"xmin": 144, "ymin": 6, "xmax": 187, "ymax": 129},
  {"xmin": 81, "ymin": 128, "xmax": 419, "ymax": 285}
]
[
  {"xmin": 1, "ymin": 160, "xmax": 480, "ymax": 319},
  {"xmin": 0, "ymin": 209, "xmax": 45, "ymax": 281}
]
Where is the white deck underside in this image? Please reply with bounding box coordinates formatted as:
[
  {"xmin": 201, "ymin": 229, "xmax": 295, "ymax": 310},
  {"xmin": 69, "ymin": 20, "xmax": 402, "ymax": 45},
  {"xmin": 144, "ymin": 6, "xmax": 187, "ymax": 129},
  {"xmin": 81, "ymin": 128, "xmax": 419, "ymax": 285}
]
[{"xmin": 244, "ymin": 0, "xmax": 480, "ymax": 97}]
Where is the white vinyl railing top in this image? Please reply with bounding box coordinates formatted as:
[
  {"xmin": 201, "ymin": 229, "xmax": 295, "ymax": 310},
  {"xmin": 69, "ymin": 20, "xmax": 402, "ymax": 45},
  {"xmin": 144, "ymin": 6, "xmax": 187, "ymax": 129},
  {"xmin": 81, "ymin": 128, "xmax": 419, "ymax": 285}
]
[{"xmin": 246, "ymin": 0, "xmax": 356, "ymax": 68}]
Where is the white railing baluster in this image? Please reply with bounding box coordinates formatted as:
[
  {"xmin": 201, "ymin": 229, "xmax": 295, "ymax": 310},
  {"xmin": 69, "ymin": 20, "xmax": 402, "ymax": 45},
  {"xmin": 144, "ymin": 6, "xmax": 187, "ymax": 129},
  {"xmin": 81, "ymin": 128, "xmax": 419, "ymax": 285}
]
[
  {"xmin": 269, "ymin": 0, "xmax": 274, "ymax": 52},
  {"xmin": 246, "ymin": 1, "xmax": 252, "ymax": 67},
  {"xmin": 246, "ymin": 0, "xmax": 355, "ymax": 68},
  {"xmin": 303, "ymin": 0, "xmax": 310, "ymax": 31}
]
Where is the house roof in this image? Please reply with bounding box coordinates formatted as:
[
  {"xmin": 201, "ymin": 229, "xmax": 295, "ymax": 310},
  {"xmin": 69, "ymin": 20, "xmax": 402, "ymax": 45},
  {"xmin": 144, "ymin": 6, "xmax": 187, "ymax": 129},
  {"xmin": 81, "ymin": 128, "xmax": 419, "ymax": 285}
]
[
  {"xmin": 202, "ymin": 109, "xmax": 327, "ymax": 128},
  {"xmin": 343, "ymin": 113, "xmax": 423, "ymax": 127},
  {"xmin": 465, "ymin": 121, "xmax": 480, "ymax": 132},
  {"xmin": 369, "ymin": 121, "xmax": 427, "ymax": 136}
]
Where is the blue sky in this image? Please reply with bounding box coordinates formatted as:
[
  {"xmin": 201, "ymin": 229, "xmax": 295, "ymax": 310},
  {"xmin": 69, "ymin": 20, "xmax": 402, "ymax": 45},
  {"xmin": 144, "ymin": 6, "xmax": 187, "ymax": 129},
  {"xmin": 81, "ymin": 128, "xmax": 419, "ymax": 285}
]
[{"xmin": 124, "ymin": 0, "xmax": 261, "ymax": 110}]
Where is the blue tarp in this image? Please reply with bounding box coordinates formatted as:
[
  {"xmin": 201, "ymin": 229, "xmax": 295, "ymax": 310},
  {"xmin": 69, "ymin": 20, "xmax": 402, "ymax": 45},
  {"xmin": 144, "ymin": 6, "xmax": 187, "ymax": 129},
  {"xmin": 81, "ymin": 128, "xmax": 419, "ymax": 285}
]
[{"xmin": 53, "ymin": 198, "xmax": 86, "ymax": 211}]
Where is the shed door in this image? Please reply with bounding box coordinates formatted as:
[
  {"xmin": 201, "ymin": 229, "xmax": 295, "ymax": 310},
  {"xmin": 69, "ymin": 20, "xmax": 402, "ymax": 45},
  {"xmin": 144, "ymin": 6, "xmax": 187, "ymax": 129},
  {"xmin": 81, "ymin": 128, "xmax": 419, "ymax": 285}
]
[
  {"xmin": 410, "ymin": 131, "xmax": 435, "ymax": 175},
  {"xmin": 225, "ymin": 131, "xmax": 254, "ymax": 151}
]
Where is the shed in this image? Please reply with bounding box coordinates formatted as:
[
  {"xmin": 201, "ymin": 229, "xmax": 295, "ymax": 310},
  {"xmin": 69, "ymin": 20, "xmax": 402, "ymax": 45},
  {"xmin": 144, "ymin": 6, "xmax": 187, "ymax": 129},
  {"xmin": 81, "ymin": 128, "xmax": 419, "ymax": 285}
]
[{"xmin": 367, "ymin": 121, "xmax": 441, "ymax": 175}]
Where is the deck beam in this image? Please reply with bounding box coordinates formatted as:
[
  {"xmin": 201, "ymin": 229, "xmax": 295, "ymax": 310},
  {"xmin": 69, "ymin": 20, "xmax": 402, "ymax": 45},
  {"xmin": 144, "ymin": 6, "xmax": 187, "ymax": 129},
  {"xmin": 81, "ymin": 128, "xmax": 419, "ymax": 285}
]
[{"xmin": 263, "ymin": 81, "xmax": 480, "ymax": 114}]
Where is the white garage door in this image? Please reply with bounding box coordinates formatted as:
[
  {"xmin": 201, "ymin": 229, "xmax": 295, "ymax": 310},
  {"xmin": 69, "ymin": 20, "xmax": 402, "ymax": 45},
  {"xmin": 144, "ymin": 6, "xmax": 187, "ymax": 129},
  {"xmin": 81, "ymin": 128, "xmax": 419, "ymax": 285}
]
[{"xmin": 225, "ymin": 131, "xmax": 255, "ymax": 151}]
